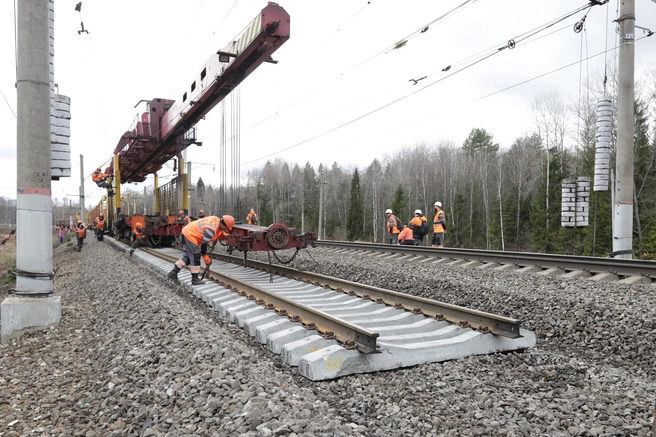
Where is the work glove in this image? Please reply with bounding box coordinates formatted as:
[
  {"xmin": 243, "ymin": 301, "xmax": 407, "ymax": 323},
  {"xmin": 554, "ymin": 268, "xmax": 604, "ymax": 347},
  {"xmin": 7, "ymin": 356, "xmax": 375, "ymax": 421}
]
[{"xmin": 203, "ymin": 254, "xmax": 212, "ymax": 266}]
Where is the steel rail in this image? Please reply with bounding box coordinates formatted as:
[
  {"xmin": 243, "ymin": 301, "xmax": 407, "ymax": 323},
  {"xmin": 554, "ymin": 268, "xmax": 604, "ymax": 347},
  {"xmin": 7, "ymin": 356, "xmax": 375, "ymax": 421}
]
[
  {"xmin": 316, "ymin": 241, "xmax": 656, "ymax": 279},
  {"xmin": 143, "ymin": 248, "xmax": 379, "ymax": 353},
  {"xmin": 211, "ymin": 253, "xmax": 523, "ymax": 339}
]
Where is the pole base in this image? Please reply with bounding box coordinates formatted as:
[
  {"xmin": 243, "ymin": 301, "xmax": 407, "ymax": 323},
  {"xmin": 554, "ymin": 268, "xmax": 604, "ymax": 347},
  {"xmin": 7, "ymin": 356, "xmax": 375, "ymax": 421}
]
[{"xmin": 1, "ymin": 296, "xmax": 62, "ymax": 344}]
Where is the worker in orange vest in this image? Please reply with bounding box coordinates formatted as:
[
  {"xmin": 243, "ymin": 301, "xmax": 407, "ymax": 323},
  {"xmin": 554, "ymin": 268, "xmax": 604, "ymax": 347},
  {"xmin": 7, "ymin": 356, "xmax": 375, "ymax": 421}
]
[
  {"xmin": 409, "ymin": 209, "xmax": 428, "ymax": 246},
  {"xmin": 385, "ymin": 209, "xmax": 402, "ymax": 244},
  {"xmin": 431, "ymin": 201, "xmax": 447, "ymax": 248},
  {"xmin": 95, "ymin": 213, "xmax": 105, "ymax": 239},
  {"xmin": 75, "ymin": 220, "xmax": 87, "ymax": 251},
  {"xmin": 129, "ymin": 222, "xmax": 149, "ymax": 256},
  {"xmin": 167, "ymin": 215, "xmax": 235, "ymax": 285},
  {"xmin": 246, "ymin": 209, "xmax": 258, "ymax": 225},
  {"xmin": 397, "ymin": 223, "xmax": 415, "ymax": 245},
  {"xmin": 92, "ymin": 168, "xmax": 110, "ymax": 188}
]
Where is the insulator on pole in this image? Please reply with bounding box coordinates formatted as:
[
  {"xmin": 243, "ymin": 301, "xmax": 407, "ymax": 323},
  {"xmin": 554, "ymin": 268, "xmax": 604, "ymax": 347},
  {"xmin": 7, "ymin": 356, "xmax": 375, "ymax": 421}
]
[{"xmin": 593, "ymin": 96, "xmax": 613, "ymax": 192}]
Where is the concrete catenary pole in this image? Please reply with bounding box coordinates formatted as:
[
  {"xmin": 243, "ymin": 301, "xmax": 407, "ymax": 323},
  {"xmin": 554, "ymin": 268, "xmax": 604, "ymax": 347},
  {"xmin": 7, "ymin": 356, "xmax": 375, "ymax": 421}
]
[
  {"xmin": 318, "ymin": 169, "xmax": 323, "ymax": 241},
  {"xmin": 2, "ymin": 0, "xmax": 61, "ymax": 343},
  {"xmin": 613, "ymin": 0, "xmax": 635, "ymax": 259},
  {"xmin": 79, "ymin": 154, "xmax": 85, "ymax": 223}
]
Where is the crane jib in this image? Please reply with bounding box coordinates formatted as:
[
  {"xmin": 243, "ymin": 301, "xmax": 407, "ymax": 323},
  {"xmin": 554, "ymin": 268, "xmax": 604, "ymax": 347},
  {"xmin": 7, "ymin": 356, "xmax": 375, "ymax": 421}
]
[{"xmin": 105, "ymin": 2, "xmax": 290, "ymax": 184}]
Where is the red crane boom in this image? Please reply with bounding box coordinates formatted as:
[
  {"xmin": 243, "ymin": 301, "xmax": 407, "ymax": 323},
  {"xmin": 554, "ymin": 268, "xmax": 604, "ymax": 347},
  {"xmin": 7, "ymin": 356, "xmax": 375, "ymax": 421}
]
[{"xmin": 106, "ymin": 2, "xmax": 290, "ymax": 183}]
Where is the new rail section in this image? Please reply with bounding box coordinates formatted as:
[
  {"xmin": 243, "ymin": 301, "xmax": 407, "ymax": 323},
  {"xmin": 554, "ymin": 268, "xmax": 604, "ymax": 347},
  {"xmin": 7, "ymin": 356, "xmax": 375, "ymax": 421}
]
[
  {"xmin": 315, "ymin": 241, "xmax": 656, "ymax": 284},
  {"xmin": 105, "ymin": 239, "xmax": 535, "ymax": 380}
]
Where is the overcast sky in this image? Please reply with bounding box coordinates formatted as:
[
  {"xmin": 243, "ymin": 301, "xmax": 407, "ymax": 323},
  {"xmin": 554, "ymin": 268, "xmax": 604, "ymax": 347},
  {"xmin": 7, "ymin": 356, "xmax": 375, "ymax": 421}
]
[{"xmin": 0, "ymin": 0, "xmax": 655, "ymax": 207}]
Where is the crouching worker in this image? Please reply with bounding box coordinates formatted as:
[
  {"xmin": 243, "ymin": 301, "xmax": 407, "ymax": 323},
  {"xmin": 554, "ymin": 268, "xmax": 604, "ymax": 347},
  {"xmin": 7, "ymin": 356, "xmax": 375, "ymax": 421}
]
[
  {"xmin": 129, "ymin": 222, "xmax": 149, "ymax": 256},
  {"xmin": 398, "ymin": 223, "xmax": 415, "ymax": 245},
  {"xmin": 167, "ymin": 215, "xmax": 235, "ymax": 285}
]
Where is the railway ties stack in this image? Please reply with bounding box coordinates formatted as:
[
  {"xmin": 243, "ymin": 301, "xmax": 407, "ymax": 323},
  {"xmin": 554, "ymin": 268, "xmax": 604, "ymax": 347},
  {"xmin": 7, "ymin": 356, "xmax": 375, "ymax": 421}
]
[{"xmin": 108, "ymin": 240, "xmax": 535, "ymax": 381}]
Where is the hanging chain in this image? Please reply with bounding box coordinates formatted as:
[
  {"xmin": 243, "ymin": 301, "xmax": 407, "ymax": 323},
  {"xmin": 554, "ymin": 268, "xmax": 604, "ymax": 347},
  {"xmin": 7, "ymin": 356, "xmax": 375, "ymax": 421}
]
[{"xmin": 271, "ymin": 248, "xmax": 300, "ymax": 265}]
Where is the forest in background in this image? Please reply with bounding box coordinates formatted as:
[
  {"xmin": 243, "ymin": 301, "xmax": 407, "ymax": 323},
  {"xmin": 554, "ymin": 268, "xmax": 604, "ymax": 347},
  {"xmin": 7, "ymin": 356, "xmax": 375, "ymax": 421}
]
[{"xmin": 2, "ymin": 67, "xmax": 655, "ymax": 257}]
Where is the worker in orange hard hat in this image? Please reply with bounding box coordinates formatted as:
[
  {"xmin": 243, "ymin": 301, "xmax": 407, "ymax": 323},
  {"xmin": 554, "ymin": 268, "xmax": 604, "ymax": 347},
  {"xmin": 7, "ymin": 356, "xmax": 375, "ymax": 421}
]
[
  {"xmin": 92, "ymin": 167, "xmax": 111, "ymax": 189},
  {"xmin": 94, "ymin": 213, "xmax": 106, "ymax": 240},
  {"xmin": 75, "ymin": 220, "xmax": 87, "ymax": 251},
  {"xmin": 129, "ymin": 222, "xmax": 149, "ymax": 257},
  {"xmin": 167, "ymin": 215, "xmax": 235, "ymax": 285},
  {"xmin": 246, "ymin": 208, "xmax": 258, "ymax": 225}
]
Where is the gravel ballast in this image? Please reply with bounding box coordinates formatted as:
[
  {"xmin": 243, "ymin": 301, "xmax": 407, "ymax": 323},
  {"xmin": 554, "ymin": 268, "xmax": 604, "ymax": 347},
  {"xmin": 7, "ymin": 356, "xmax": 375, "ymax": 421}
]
[{"xmin": 1, "ymin": 241, "xmax": 654, "ymax": 436}]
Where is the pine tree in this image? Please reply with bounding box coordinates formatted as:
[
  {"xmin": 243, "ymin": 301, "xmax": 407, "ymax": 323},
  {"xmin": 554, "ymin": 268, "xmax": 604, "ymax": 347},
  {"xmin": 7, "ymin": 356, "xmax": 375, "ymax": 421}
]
[
  {"xmin": 390, "ymin": 184, "xmax": 408, "ymax": 222},
  {"xmin": 346, "ymin": 169, "xmax": 364, "ymax": 241},
  {"xmin": 633, "ymin": 99, "xmax": 656, "ymax": 256},
  {"xmin": 529, "ymin": 147, "xmax": 572, "ymax": 253}
]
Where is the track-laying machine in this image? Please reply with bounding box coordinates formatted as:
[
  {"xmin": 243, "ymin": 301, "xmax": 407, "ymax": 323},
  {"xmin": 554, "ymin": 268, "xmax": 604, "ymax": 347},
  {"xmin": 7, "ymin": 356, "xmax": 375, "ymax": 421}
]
[{"xmin": 91, "ymin": 3, "xmax": 316, "ymax": 255}]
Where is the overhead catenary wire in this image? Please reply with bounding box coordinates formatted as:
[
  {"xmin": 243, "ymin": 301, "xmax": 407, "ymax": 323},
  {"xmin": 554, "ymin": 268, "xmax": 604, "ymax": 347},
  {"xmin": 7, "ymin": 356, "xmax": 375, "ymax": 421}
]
[
  {"xmin": 199, "ymin": 0, "xmax": 482, "ymax": 152},
  {"xmin": 352, "ymin": 0, "xmax": 479, "ymax": 70},
  {"xmin": 198, "ymin": 1, "xmax": 377, "ymax": 150},
  {"xmin": 338, "ymin": 33, "xmax": 654, "ymax": 156},
  {"xmin": 239, "ymin": 2, "xmax": 607, "ymax": 167},
  {"xmin": 211, "ymin": 2, "xmax": 596, "ymax": 164},
  {"xmin": 0, "ymin": 88, "xmax": 16, "ymax": 118}
]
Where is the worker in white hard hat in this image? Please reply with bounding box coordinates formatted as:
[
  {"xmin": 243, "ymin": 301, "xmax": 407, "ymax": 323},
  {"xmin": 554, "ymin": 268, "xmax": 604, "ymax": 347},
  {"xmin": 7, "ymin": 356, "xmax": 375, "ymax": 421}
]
[
  {"xmin": 409, "ymin": 209, "xmax": 428, "ymax": 246},
  {"xmin": 384, "ymin": 208, "xmax": 402, "ymax": 244},
  {"xmin": 432, "ymin": 201, "xmax": 446, "ymax": 248}
]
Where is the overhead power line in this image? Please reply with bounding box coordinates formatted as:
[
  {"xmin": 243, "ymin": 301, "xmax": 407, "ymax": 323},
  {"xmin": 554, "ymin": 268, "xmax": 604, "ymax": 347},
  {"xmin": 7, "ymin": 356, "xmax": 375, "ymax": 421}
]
[
  {"xmin": 238, "ymin": 1, "xmax": 619, "ymax": 167},
  {"xmin": 0, "ymin": 88, "xmax": 16, "ymax": 118},
  {"xmin": 202, "ymin": 0, "xmax": 480, "ymax": 151}
]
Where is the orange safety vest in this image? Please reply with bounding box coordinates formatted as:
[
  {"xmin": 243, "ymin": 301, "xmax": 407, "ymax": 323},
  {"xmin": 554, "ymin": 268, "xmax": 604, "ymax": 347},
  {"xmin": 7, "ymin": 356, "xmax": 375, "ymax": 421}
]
[
  {"xmin": 182, "ymin": 216, "xmax": 225, "ymax": 246},
  {"xmin": 92, "ymin": 171, "xmax": 107, "ymax": 182},
  {"xmin": 433, "ymin": 210, "xmax": 446, "ymax": 233},
  {"xmin": 134, "ymin": 227, "xmax": 146, "ymax": 241},
  {"xmin": 76, "ymin": 225, "xmax": 86, "ymax": 238},
  {"xmin": 247, "ymin": 212, "xmax": 258, "ymax": 225},
  {"xmin": 398, "ymin": 227, "xmax": 413, "ymax": 242},
  {"xmin": 96, "ymin": 217, "xmax": 105, "ymax": 228},
  {"xmin": 386, "ymin": 215, "xmax": 401, "ymax": 234}
]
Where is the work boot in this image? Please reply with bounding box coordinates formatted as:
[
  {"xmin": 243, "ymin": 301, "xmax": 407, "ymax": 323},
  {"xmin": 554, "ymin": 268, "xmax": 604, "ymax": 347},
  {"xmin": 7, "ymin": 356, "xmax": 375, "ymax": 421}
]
[
  {"xmin": 129, "ymin": 249, "xmax": 134, "ymax": 257},
  {"xmin": 191, "ymin": 273, "xmax": 204, "ymax": 285},
  {"xmin": 167, "ymin": 266, "xmax": 180, "ymax": 280}
]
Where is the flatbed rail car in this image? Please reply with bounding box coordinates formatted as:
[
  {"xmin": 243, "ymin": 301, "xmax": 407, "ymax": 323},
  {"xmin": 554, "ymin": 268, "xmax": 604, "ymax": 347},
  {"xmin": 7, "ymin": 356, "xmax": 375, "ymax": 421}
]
[{"xmin": 109, "ymin": 213, "xmax": 317, "ymax": 256}]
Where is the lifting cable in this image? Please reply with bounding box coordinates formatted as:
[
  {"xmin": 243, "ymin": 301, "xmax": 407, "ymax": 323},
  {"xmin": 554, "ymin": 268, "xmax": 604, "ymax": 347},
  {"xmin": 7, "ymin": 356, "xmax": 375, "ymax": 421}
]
[{"xmin": 207, "ymin": 0, "xmax": 474, "ymax": 151}]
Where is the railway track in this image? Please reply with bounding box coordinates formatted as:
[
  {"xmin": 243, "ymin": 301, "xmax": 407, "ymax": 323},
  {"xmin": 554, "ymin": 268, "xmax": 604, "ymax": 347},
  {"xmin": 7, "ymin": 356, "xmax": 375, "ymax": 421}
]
[
  {"xmin": 106, "ymin": 238, "xmax": 535, "ymax": 381},
  {"xmin": 315, "ymin": 241, "xmax": 656, "ymax": 284}
]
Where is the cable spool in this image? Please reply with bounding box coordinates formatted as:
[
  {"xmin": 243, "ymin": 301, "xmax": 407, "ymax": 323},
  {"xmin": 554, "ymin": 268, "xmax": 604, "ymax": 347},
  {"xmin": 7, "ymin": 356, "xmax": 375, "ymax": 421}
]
[{"xmin": 594, "ymin": 96, "xmax": 613, "ymax": 191}]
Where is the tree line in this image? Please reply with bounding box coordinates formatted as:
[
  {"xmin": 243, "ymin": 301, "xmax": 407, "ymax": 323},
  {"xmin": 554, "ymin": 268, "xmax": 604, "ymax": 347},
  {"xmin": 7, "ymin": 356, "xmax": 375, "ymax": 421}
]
[
  {"xmin": 2, "ymin": 67, "xmax": 654, "ymax": 257},
  {"xmin": 227, "ymin": 67, "xmax": 656, "ymax": 257}
]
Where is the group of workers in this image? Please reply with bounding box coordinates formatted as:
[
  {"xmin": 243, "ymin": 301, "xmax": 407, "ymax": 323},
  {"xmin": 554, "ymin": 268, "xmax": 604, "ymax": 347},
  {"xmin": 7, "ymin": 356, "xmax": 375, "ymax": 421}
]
[{"xmin": 385, "ymin": 202, "xmax": 446, "ymax": 248}]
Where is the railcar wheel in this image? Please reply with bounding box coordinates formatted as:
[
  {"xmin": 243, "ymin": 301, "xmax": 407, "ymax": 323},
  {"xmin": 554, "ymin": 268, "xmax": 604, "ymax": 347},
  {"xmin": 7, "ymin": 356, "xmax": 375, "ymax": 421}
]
[{"xmin": 267, "ymin": 224, "xmax": 290, "ymax": 249}]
